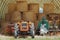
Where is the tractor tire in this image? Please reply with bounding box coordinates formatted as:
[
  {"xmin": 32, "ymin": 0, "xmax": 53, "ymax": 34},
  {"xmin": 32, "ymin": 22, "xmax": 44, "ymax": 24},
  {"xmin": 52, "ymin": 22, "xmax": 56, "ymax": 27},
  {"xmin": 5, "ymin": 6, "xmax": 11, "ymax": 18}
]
[
  {"xmin": 31, "ymin": 30, "xmax": 35, "ymax": 38},
  {"xmin": 31, "ymin": 35, "xmax": 34, "ymax": 38},
  {"xmin": 14, "ymin": 31, "xmax": 18, "ymax": 38},
  {"xmin": 32, "ymin": 31, "xmax": 35, "ymax": 38},
  {"xmin": 14, "ymin": 36, "xmax": 18, "ymax": 38}
]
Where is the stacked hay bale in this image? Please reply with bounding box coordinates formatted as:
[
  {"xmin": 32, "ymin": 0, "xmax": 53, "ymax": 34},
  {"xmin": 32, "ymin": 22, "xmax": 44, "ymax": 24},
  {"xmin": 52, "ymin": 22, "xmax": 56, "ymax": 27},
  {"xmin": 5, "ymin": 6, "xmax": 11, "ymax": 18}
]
[
  {"xmin": 16, "ymin": 1, "xmax": 39, "ymax": 22},
  {"xmin": 43, "ymin": 3, "xmax": 54, "ymax": 14},
  {"xmin": 5, "ymin": 13, "xmax": 11, "ymax": 21},
  {"xmin": 38, "ymin": 13, "xmax": 45, "ymax": 21},
  {"xmin": 8, "ymin": 3, "xmax": 16, "ymax": 13},
  {"xmin": 28, "ymin": 3, "xmax": 39, "ymax": 27},
  {"xmin": 16, "ymin": 1, "xmax": 28, "ymax": 12},
  {"xmin": 5, "ymin": 0, "xmax": 28, "ymax": 22},
  {"xmin": 5, "ymin": 0, "xmax": 40, "ymax": 22},
  {"xmin": 28, "ymin": 3, "xmax": 39, "ymax": 14},
  {"xmin": 11, "ymin": 11, "xmax": 21, "ymax": 22},
  {"xmin": 1, "ymin": 21, "xmax": 10, "ymax": 34},
  {"xmin": 23, "ymin": 11, "xmax": 37, "ymax": 22},
  {"xmin": 2, "ymin": 7, "xmax": 12, "ymax": 34},
  {"xmin": 3, "ymin": 0, "xmax": 58, "ymax": 36},
  {"xmin": 4, "ymin": 0, "xmax": 40, "ymax": 33},
  {"xmin": 16, "ymin": 0, "xmax": 28, "ymax": 20},
  {"xmin": 5, "ymin": 3, "xmax": 16, "ymax": 22}
]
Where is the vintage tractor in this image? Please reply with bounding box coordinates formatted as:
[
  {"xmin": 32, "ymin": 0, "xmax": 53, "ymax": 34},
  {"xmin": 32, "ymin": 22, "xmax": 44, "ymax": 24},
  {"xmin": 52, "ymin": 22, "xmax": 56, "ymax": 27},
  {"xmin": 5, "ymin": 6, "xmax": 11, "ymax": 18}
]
[
  {"xmin": 6, "ymin": 21, "xmax": 35, "ymax": 38},
  {"xmin": 36, "ymin": 17, "xmax": 49, "ymax": 35}
]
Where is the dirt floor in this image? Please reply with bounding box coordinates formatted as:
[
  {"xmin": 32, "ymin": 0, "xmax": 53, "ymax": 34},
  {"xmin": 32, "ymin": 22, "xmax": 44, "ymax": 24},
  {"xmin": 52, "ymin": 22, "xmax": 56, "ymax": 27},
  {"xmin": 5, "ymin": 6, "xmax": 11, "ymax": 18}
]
[{"xmin": 0, "ymin": 35, "xmax": 60, "ymax": 40}]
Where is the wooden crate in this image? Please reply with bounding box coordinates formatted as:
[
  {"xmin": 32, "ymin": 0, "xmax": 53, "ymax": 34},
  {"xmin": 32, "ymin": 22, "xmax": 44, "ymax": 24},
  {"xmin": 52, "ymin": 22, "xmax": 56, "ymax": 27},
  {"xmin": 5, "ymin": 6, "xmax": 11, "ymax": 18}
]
[
  {"xmin": 11, "ymin": 11, "xmax": 21, "ymax": 22},
  {"xmin": 23, "ymin": 11, "xmax": 36, "ymax": 22},
  {"xmin": 43, "ymin": 3, "xmax": 54, "ymax": 13},
  {"xmin": 16, "ymin": 1, "xmax": 28, "ymax": 12},
  {"xmin": 38, "ymin": 13, "xmax": 45, "ymax": 21},
  {"xmin": 28, "ymin": 3, "xmax": 39, "ymax": 14},
  {"xmin": 8, "ymin": 3, "xmax": 16, "ymax": 13}
]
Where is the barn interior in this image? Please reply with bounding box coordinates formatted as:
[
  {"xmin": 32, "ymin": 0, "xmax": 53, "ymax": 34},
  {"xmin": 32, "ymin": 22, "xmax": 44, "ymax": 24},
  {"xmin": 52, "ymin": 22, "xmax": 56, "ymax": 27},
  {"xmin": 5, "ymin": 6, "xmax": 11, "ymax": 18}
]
[{"xmin": 0, "ymin": 0, "xmax": 60, "ymax": 36}]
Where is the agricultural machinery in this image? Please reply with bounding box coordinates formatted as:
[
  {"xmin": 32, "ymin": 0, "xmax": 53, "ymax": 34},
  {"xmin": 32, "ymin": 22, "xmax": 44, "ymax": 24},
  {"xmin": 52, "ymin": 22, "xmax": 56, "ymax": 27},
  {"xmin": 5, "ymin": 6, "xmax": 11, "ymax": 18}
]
[
  {"xmin": 36, "ymin": 17, "xmax": 49, "ymax": 35},
  {"xmin": 6, "ymin": 21, "xmax": 35, "ymax": 38}
]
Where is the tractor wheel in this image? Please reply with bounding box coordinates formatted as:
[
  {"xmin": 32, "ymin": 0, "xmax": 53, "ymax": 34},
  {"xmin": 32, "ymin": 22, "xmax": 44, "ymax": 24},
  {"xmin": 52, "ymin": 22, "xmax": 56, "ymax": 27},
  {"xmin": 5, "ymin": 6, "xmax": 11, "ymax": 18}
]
[
  {"xmin": 31, "ymin": 30, "xmax": 35, "ymax": 38},
  {"xmin": 32, "ymin": 31, "xmax": 35, "ymax": 38},
  {"xmin": 14, "ymin": 31, "xmax": 18, "ymax": 38},
  {"xmin": 14, "ymin": 35, "xmax": 18, "ymax": 38},
  {"xmin": 32, "ymin": 36, "xmax": 34, "ymax": 38}
]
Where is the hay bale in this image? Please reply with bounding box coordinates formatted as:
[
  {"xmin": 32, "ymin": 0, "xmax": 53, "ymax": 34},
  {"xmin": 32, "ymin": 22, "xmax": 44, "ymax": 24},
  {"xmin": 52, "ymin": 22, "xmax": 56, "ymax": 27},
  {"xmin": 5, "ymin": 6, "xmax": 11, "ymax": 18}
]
[
  {"xmin": 11, "ymin": 11, "xmax": 21, "ymax": 22},
  {"xmin": 23, "ymin": 11, "xmax": 36, "ymax": 22},
  {"xmin": 16, "ymin": 1, "xmax": 28, "ymax": 11},
  {"xmin": 28, "ymin": 3, "xmax": 39, "ymax": 14},
  {"xmin": 8, "ymin": 3, "xmax": 16, "ymax": 13},
  {"xmin": 43, "ymin": 3, "xmax": 54, "ymax": 13},
  {"xmin": 38, "ymin": 13, "xmax": 45, "ymax": 21},
  {"xmin": 5, "ymin": 13, "xmax": 11, "ymax": 21}
]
